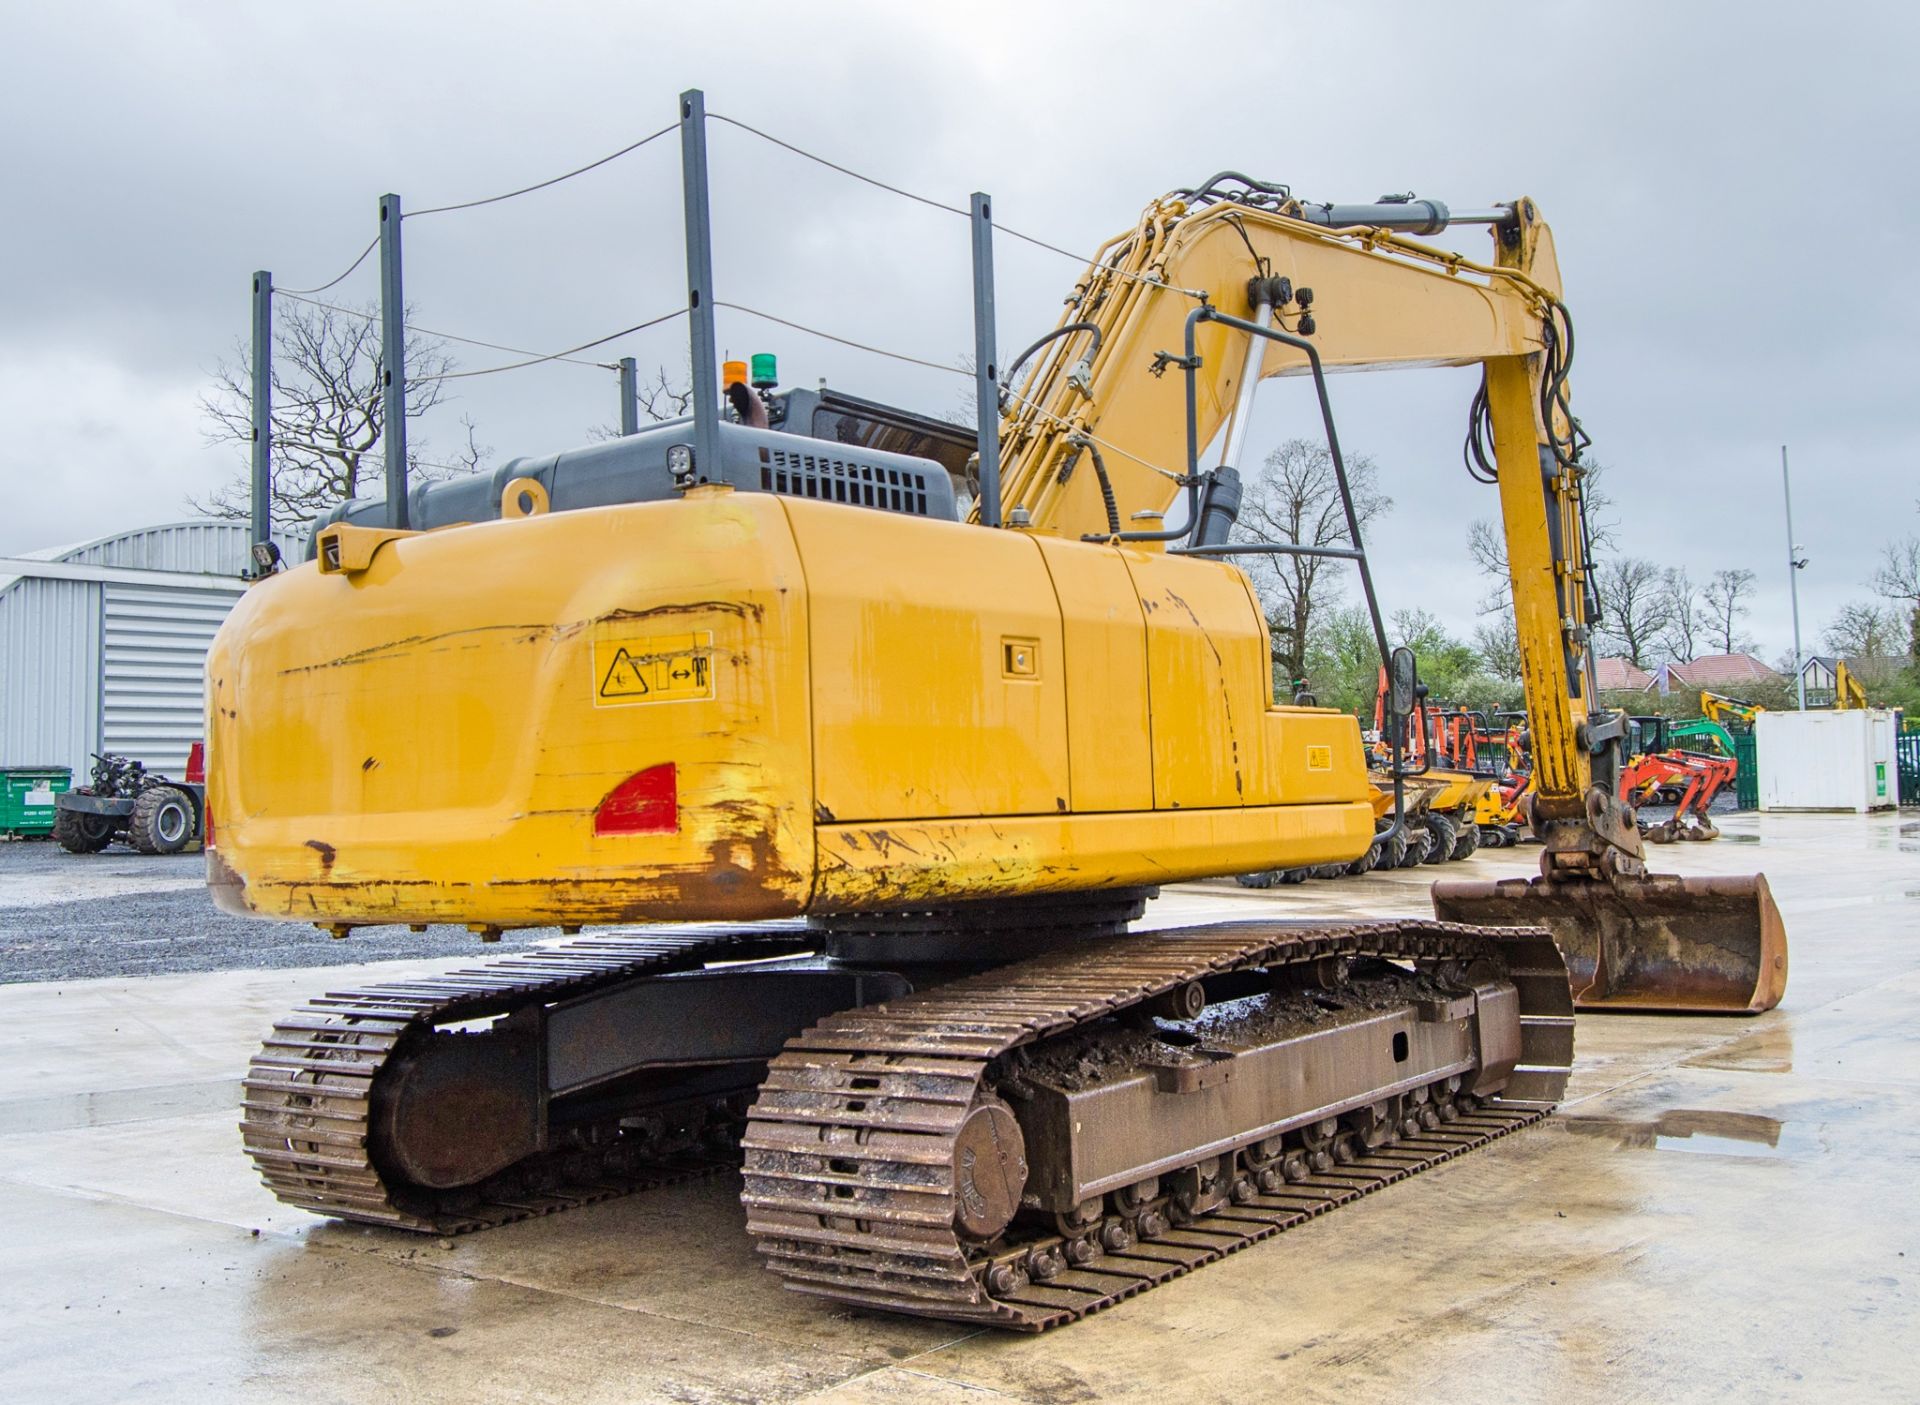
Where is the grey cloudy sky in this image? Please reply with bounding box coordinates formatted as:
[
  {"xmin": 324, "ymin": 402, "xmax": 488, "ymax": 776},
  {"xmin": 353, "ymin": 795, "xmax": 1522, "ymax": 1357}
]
[{"xmin": 4, "ymin": 1, "xmax": 1915, "ymax": 662}]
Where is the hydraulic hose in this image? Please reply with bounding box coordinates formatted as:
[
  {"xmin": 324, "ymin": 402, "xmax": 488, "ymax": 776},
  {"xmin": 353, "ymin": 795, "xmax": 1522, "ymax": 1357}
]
[
  {"xmin": 1000, "ymin": 322, "xmax": 1103, "ymax": 404},
  {"xmin": 1068, "ymin": 434, "xmax": 1123, "ymax": 538}
]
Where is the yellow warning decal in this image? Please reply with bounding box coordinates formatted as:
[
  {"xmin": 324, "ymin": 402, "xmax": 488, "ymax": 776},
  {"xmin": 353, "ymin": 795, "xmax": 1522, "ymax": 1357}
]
[
  {"xmin": 1306, "ymin": 745, "xmax": 1333, "ymax": 772},
  {"xmin": 592, "ymin": 631, "xmax": 714, "ymax": 707}
]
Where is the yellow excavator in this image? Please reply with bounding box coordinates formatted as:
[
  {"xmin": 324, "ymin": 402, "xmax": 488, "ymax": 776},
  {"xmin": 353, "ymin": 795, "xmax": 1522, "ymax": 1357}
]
[
  {"xmin": 215, "ymin": 166, "xmax": 1784, "ymax": 1329},
  {"xmin": 1702, "ymin": 690, "xmax": 1765, "ymax": 728},
  {"xmin": 1835, "ymin": 661, "xmax": 1870, "ymax": 709}
]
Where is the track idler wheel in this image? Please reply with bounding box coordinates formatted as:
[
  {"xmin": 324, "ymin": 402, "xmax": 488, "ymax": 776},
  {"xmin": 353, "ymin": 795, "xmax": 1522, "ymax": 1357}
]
[
  {"xmin": 372, "ymin": 1030, "xmax": 543, "ymax": 1190},
  {"xmin": 951, "ymin": 1099, "xmax": 1027, "ymax": 1241}
]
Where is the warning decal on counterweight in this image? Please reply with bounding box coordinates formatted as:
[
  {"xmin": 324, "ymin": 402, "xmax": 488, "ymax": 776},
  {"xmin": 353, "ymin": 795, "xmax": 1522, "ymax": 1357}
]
[{"xmin": 592, "ymin": 631, "xmax": 714, "ymax": 707}]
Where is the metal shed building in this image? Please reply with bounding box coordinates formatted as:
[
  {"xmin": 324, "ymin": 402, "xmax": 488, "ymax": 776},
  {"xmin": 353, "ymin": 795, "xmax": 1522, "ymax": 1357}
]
[{"xmin": 0, "ymin": 522, "xmax": 299, "ymax": 782}]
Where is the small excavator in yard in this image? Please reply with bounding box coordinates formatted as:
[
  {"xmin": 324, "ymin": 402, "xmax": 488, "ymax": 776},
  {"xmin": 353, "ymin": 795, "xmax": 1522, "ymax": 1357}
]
[
  {"xmin": 214, "ymin": 132, "xmax": 1787, "ymax": 1327},
  {"xmin": 1620, "ymin": 717, "xmax": 1737, "ymax": 842}
]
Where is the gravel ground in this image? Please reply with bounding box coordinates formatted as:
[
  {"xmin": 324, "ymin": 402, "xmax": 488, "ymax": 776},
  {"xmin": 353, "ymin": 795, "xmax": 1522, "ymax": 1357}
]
[{"xmin": 0, "ymin": 839, "xmax": 546, "ymax": 984}]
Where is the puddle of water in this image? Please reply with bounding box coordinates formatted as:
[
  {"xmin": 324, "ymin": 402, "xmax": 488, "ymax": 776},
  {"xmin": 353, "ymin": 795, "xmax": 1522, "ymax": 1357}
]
[{"xmin": 1563, "ymin": 1108, "xmax": 1815, "ymax": 1160}]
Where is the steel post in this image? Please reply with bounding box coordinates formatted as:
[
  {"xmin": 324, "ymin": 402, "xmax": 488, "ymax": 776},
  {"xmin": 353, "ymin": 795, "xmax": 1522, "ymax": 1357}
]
[
  {"xmin": 1783, "ymin": 444, "xmax": 1805, "ymax": 709},
  {"xmin": 679, "ymin": 90, "xmax": 720, "ymax": 480},
  {"xmin": 249, "ymin": 271, "xmax": 273, "ymax": 555},
  {"xmin": 619, "ymin": 356, "xmax": 639, "ymax": 436},
  {"xmin": 378, "ymin": 193, "xmax": 409, "ymax": 529},
  {"xmin": 970, "ymin": 192, "xmax": 1001, "ymax": 527}
]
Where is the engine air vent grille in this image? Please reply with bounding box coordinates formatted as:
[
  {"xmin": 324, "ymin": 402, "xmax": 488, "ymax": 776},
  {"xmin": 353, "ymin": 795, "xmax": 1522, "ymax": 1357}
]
[{"xmin": 759, "ymin": 446, "xmax": 933, "ymax": 516}]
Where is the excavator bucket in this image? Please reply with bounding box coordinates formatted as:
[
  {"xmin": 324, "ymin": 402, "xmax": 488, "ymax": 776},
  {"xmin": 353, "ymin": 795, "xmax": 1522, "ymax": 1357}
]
[{"xmin": 1431, "ymin": 872, "xmax": 1787, "ymax": 1014}]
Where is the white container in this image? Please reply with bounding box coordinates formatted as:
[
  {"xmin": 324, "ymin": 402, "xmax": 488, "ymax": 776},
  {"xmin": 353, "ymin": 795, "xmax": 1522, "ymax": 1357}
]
[{"xmin": 1755, "ymin": 709, "xmax": 1900, "ymax": 812}]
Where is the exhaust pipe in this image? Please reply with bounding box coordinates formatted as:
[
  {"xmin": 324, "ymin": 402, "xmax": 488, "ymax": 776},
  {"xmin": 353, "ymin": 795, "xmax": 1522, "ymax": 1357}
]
[{"xmin": 1432, "ymin": 871, "xmax": 1788, "ymax": 1015}]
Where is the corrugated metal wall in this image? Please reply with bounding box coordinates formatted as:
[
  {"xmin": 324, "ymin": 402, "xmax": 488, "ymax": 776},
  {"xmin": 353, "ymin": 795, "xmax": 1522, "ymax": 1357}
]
[
  {"xmin": 0, "ymin": 577, "xmax": 104, "ymax": 774},
  {"xmin": 0, "ymin": 523, "xmax": 283, "ymax": 781},
  {"xmin": 101, "ymin": 582, "xmax": 241, "ymax": 775},
  {"xmin": 58, "ymin": 521, "xmax": 302, "ymax": 577}
]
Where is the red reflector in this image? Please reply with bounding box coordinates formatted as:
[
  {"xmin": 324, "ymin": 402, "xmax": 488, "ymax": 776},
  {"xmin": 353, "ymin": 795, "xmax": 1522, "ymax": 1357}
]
[
  {"xmin": 185, "ymin": 741, "xmax": 206, "ymax": 785},
  {"xmin": 594, "ymin": 763, "xmax": 678, "ymax": 836}
]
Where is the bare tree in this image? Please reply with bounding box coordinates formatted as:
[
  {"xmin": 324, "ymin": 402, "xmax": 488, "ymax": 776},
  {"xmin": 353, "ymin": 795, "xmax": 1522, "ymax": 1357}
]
[
  {"xmin": 636, "ymin": 365, "xmax": 694, "ymax": 421},
  {"xmin": 1466, "ymin": 461, "xmax": 1615, "ymax": 614},
  {"xmin": 1465, "ymin": 518, "xmax": 1510, "ymax": 615},
  {"xmin": 1658, "ymin": 567, "xmax": 1702, "ymax": 662},
  {"xmin": 195, "ymin": 298, "xmax": 467, "ymax": 531},
  {"xmin": 1870, "ymin": 536, "xmax": 1920, "ymax": 661},
  {"xmin": 588, "ymin": 365, "xmax": 695, "ymax": 442},
  {"xmin": 1472, "ymin": 607, "xmax": 1523, "ymax": 681},
  {"xmin": 1233, "ymin": 439, "xmax": 1390, "ymax": 687},
  {"xmin": 1700, "ymin": 568, "xmax": 1758, "ymax": 654},
  {"xmin": 1822, "ymin": 601, "xmax": 1903, "ymax": 663},
  {"xmin": 1592, "ymin": 557, "xmax": 1673, "ymax": 667}
]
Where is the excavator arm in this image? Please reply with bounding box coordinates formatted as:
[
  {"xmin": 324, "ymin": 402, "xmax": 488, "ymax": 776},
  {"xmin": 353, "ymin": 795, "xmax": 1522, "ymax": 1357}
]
[{"xmin": 990, "ymin": 184, "xmax": 1783, "ymax": 1012}]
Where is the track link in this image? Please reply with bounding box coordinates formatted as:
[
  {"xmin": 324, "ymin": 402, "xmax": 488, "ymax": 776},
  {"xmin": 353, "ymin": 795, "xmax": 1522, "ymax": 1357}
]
[
  {"xmin": 741, "ymin": 917, "xmax": 1570, "ymax": 1330},
  {"xmin": 242, "ymin": 924, "xmax": 813, "ymax": 1232}
]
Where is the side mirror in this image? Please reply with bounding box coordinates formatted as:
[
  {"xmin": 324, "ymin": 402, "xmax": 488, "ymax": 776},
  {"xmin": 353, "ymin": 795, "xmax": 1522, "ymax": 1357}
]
[{"xmin": 1387, "ymin": 646, "xmax": 1419, "ymax": 723}]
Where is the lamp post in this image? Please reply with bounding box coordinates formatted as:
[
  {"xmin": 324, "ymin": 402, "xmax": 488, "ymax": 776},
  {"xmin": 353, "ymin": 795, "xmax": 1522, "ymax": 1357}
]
[{"xmin": 1782, "ymin": 445, "xmax": 1807, "ymax": 710}]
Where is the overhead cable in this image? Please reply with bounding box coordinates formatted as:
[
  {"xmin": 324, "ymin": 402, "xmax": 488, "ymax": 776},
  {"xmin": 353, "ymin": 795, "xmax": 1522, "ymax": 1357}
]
[
  {"xmin": 272, "ymin": 290, "xmax": 664, "ymax": 373},
  {"xmin": 405, "ymin": 123, "xmax": 678, "ymax": 219},
  {"xmin": 714, "ymin": 301, "xmax": 967, "ymax": 377},
  {"xmin": 277, "ymin": 238, "xmax": 380, "ymax": 296},
  {"xmin": 439, "ymin": 310, "xmax": 688, "ymax": 380},
  {"xmin": 710, "ymin": 111, "xmax": 1200, "ymax": 301},
  {"xmin": 709, "ymin": 113, "xmax": 969, "ymax": 218}
]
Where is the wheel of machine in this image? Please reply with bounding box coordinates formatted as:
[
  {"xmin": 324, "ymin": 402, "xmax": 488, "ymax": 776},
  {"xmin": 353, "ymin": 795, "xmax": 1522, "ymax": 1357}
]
[
  {"xmin": 127, "ymin": 786, "xmax": 196, "ymax": 856},
  {"xmin": 1420, "ymin": 813, "xmax": 1456, "ymax": 866},
  {"xmin": 52, "ymin": 806, "xmax": 114, "ymax": 855},
  {"xmin": 1345, "ymin": 840, "xmax": 1380, "ymax": 877},
  {"xmin": 1450, "ymin": 817, "xmax": 1480, "ymax": 861},
  {"xmin": 1396, "ymin": 826, "xmax": 1430, "ymax": 868},
  {"xmin": 1235, "ymin": 870, "xmax": 1282, "ymax": 889},
  {"xmin": 1309, "ymin": 863, "xmax": 1347, "ymax": 881},
  {"xmin": 1278, "ymin": 867, "xmax": 1310, "ymax": 885}
]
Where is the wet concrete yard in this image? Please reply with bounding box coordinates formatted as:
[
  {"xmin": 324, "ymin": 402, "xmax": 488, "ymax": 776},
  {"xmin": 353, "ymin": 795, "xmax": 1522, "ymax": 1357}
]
[{"xmin": 1, "ymin": 812, "xmax": 1915, "ymax": 1402}]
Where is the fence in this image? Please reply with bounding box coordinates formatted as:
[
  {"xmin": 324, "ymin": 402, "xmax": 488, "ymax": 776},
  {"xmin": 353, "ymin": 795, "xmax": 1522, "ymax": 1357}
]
[
  {"xmin": 1899, "ymin": 728, "xmax": 1919, "ymax": 806},
  {"xmin": 1734, "ymin": 729, "xmax": 1759, "ymax": 810}
]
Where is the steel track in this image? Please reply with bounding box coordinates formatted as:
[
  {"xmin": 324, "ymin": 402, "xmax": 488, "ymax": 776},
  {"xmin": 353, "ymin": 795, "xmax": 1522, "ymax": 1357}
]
[
  {"xmin": 240, "ymin": 924, "xmax": 814, "ymax": 1232},
  {"xmin": 741, "ymin": 917, "xmax": 1571, "ymax": 1330}
]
